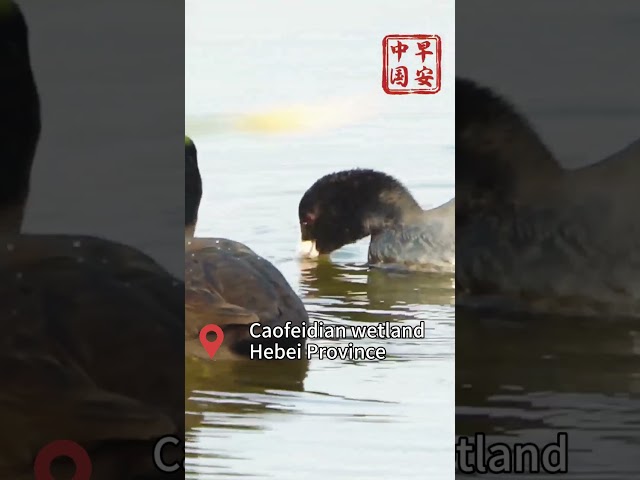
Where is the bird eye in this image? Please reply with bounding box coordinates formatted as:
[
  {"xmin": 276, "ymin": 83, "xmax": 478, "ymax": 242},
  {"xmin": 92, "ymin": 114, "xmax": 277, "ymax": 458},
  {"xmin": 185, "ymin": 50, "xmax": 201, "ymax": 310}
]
[{"xmin": 303, "ymin": 213, "xmax": 317, "ymax": 225}]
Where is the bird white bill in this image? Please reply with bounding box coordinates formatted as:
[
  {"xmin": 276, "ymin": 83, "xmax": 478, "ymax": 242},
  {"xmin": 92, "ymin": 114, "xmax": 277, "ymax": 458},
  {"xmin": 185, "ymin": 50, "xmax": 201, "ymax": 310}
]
[{"xmin": 298, "ymin": 240, "xmax": 319, "ymax": 258}]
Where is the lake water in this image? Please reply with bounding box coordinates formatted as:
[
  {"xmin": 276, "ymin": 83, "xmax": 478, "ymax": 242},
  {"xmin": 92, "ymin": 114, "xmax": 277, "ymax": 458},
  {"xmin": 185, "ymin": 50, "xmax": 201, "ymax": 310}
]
[
  {"xmin": 457, "ymin": 2, "xmax": 640, "ymax": 477},
  {"xmin": 186, "ymin": 0, "xmax": 455, "ymax": 478}
]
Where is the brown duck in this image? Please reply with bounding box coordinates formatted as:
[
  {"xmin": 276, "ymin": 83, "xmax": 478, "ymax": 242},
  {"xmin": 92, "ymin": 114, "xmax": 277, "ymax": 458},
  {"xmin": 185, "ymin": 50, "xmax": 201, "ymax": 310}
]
[
  {"xmin": 1, "ymin": 3, "xmax": 183, "ymax": 478},
  {"xmin": 184, "ymin": 137, "xmax": 308, "ymax": 360}
]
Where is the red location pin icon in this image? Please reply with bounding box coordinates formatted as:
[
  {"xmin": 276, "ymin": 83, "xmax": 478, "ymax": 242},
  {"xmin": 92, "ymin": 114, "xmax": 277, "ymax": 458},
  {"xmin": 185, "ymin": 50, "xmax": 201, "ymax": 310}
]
[
  {"xmin": 199, "ymin": 324, "xmax": 224, "ymax": 358},
  {"xmin": 34, "ymin": 439, "xmax": 92, "ymax": 480}
]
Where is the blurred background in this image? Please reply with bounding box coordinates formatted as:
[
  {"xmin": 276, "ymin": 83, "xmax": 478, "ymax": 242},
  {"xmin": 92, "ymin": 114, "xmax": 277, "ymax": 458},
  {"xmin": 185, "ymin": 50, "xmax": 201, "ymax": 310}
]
[
  {"xmin": 457, "ymin": 0, "xmax": 640, "ymax": 168},
  {"xmin": 20, "ymin": 0, "xmax": 184, "ymax": 276}
]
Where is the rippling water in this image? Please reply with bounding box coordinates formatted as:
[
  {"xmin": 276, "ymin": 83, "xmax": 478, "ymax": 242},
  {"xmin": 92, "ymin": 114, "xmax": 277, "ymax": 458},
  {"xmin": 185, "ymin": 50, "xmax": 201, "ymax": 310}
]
[
  {"xmin": 185, "ymin": 224, "xmax": 455, "ymax": 480},
  {"xmin": 186, "ymin": 265, "xmax": 454, "ymax": 479},
  {"xmin": 22, "ymin": 1, "xmax": 185, "ymax": 276},
  {"xmin": 186, "ymin": 0, "xmax": 455, "ymax": 477},
  {"xmin": 457, "ymin": 311, "xmax": 640, "ymax": 478}
]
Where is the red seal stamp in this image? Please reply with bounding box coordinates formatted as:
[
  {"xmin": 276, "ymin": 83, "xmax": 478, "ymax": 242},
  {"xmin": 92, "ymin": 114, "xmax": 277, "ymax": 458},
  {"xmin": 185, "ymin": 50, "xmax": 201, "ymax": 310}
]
[{"xmin": 382, "ymin": 34, "xmax": 442, "ymax": 95}]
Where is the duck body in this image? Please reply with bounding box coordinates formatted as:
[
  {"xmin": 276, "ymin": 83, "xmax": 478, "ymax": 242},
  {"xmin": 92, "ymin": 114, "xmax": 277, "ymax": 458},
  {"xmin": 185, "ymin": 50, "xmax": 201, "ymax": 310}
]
[
  {"xmin": 456, "ymin": 76, "xmax": 640, "ymax": 317},
  {"xmin": 368, "ymin": 198, "xmax": 455, "ymax": 272},
  {"xmin": 185, "ymin": 237, "xmax": 308, "ymax": 359},
  {"xmin": 457, "ymin": 198, "xmax": 640, "ymax": 318},
  {"xmin": 0, "ymin": 233, "xmax": 184, "ymax": 477}
]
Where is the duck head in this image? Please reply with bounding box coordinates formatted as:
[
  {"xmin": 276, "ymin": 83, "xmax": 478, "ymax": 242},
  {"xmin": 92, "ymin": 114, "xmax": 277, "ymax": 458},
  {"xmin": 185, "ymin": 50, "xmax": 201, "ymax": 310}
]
[
  {"xmin": 0, "ymin": 1, "xmax": 41, "ymax": 232},
  {"xmin": 456, "ymin": 77, "xmax": 565, "ymax": 219},
  {"xmin": 298, "ymin": 169, "xmax": 422, "ymax": 257},
  {"xmin": 184, "ymin": 136, "xmax": 202, "ymax": 239}
]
